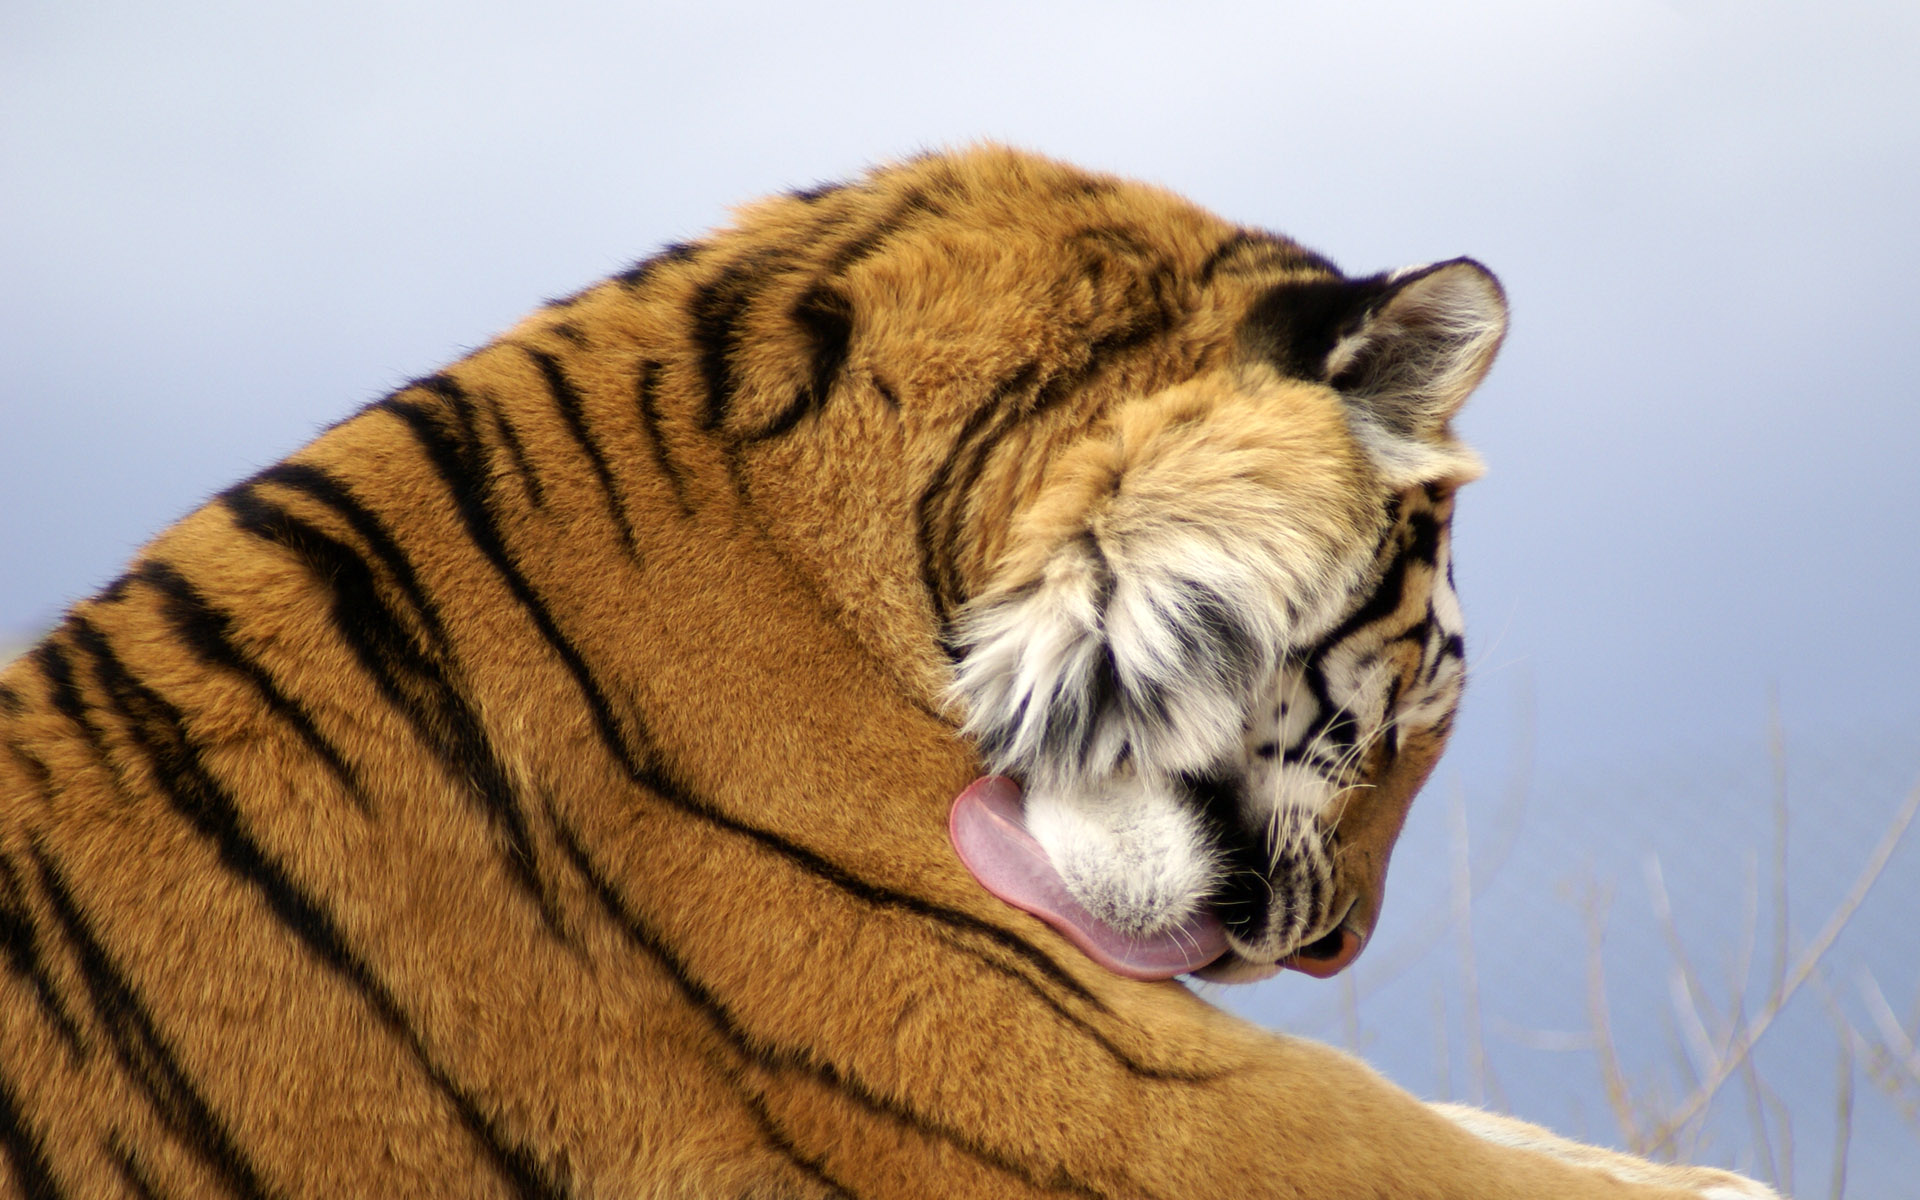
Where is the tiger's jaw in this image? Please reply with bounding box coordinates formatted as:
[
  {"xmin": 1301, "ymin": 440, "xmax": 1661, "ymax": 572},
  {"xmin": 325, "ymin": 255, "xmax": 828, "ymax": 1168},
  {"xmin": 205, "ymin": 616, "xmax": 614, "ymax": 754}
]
[
  {"xmin": 947, "ymin": 480, "xmax": 1469, "ymax": 983},
  {"xmin": 1013, "ymin": 772, "xmax": 1360, "ymax": 979},
  {"xmin": 950, "ymin": 735, "xmax": 1439, "ymax": 984},
  {"xmin": 949, "ymin": 773, "xmax": 1362, "ymax": 982}
]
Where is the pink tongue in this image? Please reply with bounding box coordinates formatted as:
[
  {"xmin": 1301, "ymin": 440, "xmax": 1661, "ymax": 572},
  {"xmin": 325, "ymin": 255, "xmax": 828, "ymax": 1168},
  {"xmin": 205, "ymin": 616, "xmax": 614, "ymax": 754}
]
[{"xmin": 948, "ymin": 776, "xmax": 1228, "ymax": 980}]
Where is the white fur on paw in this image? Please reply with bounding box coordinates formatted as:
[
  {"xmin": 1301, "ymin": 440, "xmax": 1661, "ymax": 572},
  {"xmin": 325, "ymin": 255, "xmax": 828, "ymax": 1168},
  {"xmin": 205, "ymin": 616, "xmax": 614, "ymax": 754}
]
[{"xmin": 1431, "ymin": 1103, "xmax": 1781, "ymax": 1199}]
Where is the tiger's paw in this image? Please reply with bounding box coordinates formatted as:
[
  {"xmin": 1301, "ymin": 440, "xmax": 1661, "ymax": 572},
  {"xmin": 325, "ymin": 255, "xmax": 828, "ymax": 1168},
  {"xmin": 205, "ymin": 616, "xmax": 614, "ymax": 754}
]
[{"xmin": 1432, "ymin": 1103, "xmax": 1783, "ymax": 1199}]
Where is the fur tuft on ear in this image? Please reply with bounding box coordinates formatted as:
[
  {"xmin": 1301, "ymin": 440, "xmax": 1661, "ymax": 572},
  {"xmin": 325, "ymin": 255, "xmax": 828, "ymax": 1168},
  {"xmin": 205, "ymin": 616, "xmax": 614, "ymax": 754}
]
[
  {"xmin": 1326, "ymin": 258, "xmax": 1506, "ymax": 433},
  {"xmin": 1325, "ymin": 259, "xmax": 1504, "ymax": 487},
  {"xmin": 1244, "ymin": 257, "xmax": 1505, "ymax": 489}
]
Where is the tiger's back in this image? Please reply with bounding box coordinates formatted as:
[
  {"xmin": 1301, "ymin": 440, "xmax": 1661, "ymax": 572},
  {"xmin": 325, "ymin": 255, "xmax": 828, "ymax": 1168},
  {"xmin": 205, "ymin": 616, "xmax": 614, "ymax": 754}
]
[{"xmin": 1, "ymin": 149, "xmax": 1774, "ymax": 1199}]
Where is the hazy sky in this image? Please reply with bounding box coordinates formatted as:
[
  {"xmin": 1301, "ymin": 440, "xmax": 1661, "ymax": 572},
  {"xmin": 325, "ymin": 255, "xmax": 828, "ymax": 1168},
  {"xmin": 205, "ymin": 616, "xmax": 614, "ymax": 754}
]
[
  {"xmin": 7, "ymin": 1, "xmax": 1915, "ymax": 760},
  {"xmin": 5, "ymin": 1, "xmax": 1918, "ymax": 1188}
]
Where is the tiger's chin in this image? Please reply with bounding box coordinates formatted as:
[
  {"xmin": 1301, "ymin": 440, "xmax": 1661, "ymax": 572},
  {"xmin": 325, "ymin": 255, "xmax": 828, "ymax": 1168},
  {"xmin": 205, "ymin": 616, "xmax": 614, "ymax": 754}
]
[
  {"xmin": 1189, "ymin": 952, "xmax": 1282, "ymax": 984},
  {"xmin": 948, "ymin": 774, "xmax": 1361, "ymax": 983}
]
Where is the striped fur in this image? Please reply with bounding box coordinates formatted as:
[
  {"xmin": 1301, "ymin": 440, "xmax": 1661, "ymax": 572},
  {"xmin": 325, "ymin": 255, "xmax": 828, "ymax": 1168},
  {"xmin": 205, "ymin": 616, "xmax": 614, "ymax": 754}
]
[{"xmin": 2, "ymin": 148, "xmax": 1770, "ymax": 1198}]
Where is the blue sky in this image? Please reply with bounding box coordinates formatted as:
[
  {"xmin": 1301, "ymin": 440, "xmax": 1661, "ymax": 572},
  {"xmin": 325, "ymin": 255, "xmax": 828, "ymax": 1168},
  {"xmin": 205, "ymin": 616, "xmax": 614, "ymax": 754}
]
[{"xmin": 5, "ymin": 1, "xmax": 1918, "ymax": 1190}]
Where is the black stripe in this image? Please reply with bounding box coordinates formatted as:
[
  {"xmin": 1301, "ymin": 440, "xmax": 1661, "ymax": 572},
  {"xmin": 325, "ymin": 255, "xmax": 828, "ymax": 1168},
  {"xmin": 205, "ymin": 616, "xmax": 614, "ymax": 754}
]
[
  {"xmin": 635, "ymin": 361, "xmax": 693, "ymax": 517},
  {"xmin": 1198, "ymin": 230, "xmax": 1339, "ymax": 285},
  {"xmin": 615, "ymin": 241, "xmax": 699, "ymax": 290},
  {"xmin": 0, "ymin": 683, "xmax": 23, "ymax": 715},
  {"xmin": 693, "ymin": 192, "xmax": 939, "ymax": 442},
  {"xmin": 1196, "ymin": 232, "xmax": 1254, "ymax": 284},
  {"xmin": 650, "ymin": 758, "xmax": 1108, "ymax": 1009},
  {"xmin": 2, "ymin": 735, "xmax": 54, "ymax": 796},
  {"xmin": 819, "ymin": 190, "xmax": 944, "ymax": 281},
  {"xmin": 0, "ymin": 1058, "xmax": 63, "ymax": 1200},
  {"xmin": 689, "ymin": 255, "xmax": 781, "ymax": 435},
  {"xmin": 914, "ymin": 364, "xmax": 1038, "ymax": 632},
  {"xmin": 32, "ymin": 640, "xmax": 110, "ymax": 769},
  {"xmin": 524, "ymin": 346, "xmax": 639, "ymax": 557},
  {"xmin": 550, "ymin": 821, "xmax": 1107, "ymax": 1200},
  {"xmin": 28, "ymin": 842, "xmax": 276, "ymax": 1200},
  {"xmin": 56, "ymin": 622, "xmax": 565, "ymax": 1200},
  {"xmin": 788, "ymin": 181, "xmax": 845, "ymax": 204},
  {"xmin": 242, "ymin": 463, "xmax": 454, "ymax": 650},
  {"xmin": 1312, "ymin": 539, "xmax": 1418, "ymax": 655},
  {"xmin": 131, "ymin": 562, "xmax": 373, "ymax": 814},
  {"xmin": 1378, "ymin": 669, "xmax": 1407, "ymax": 768},
  {"xmin": 221, "ymin": 482, "xmax": 563, "ymax": 932},
  {"xmin": 745, "ymin": 283, "xmax": 854, "ymax": 443},
  {"xmin": 1402, "ymin": 504, "xmax": 1442, "ymax": 566},
  {"xmin": 104, "ymin": 1133, "xmax": 165, "ymax": 1200},
  {"xmin": 1427, "ymin": 632, "xmax": 1465, "ymax": 686},
  {"xmin": 486, "ymin": 398, "xmax": 548, "ymax": 509},
  {"xmin": 383, "ymin": 384, "xmax": 648, "ymax": 814},
  {"xmin": 922, "ymin": 925, "xmax": 1219, "ymax": 1084},
  {"xmin": 1198, "ymin": 231, "xmax": 1301, "ymax": 285},
  {"xmin": 922, "ymin": 275, "xmax": 1179, "ymax": 631},
  {"xmin": 934, "ymin": 365, "xmax": 1053, "ymax": 612},
  {"xmin": 720, "ymin": 1055, "xmax": 859, "ymax": 1200},
  {"xmin": 1287, "ymin": 661, "xmax": 1359, "ymax": 772},
  {"xmin": 393, "ymin": 380, "xmax": 1113, "ymax": 1025},
  {"xmin": 0, "ymin": 850, "xmax": 88, "ymax": 1060}
]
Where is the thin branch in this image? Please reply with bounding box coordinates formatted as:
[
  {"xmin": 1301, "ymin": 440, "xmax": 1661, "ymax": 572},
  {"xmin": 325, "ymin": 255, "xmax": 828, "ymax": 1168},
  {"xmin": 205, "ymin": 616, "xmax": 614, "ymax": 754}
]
[
  {"xmin": 1733, "ymin": 990, "xmax": 1781, "ymax": 1188},
  {"xmin": 1451, "ymin": 786, "xmax": 1489, "ymax": 1107},
  {"xmin": 1580, "ymin": 878, "xmax": 1644, "ymax": 1149},
  {"xmin": 1857, "ymin": 968, "xmax": 1920, "ymax": 1085},
  {"xmin": 1728, "ymin": 847, "xmax": 1761, "ymax": 1044},
  {"xmin": 1645, "ymin": 776, "xmax": 1920, "ymax": 1152},
  {"xmin": 1339, "ymin": 969, "xmax": 1363, "ymax": 1054},
  {"xmin": 1811, "ymin": 974, "xmax": 1855, "ymax": 1200},
  {"xmin": 1645, "ymin": 854, "xmax": 1722, "ymax": 1074},
  {"xmin": 1766, "ymin": 689, "xmax": 1791, "ymax": 1002}
]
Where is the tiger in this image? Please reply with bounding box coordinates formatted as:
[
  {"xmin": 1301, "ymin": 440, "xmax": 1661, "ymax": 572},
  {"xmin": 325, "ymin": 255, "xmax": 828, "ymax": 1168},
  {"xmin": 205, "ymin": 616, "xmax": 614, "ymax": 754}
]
[{"xmin": 0, "ymin": 146, "xmax": 1773, "ymax": 1199}]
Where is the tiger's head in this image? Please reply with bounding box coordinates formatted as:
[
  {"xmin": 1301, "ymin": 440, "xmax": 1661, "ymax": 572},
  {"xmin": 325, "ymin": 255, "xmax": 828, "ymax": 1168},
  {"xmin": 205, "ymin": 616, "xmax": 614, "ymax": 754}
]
[
  {"xmin": 674, "ymin": 149, "xmax": 1504, "ymax": 984},
  {"xmin": 945, "ymin": 260, "xmax": 1504, "ymax": 983}
]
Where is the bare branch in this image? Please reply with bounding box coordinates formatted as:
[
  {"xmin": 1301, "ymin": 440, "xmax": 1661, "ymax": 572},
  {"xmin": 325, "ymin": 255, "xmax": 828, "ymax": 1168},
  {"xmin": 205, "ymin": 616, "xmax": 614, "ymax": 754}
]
[
  {"xmin": 1766, "ymin": 691, "xmax": 1790, "ymax": 1002},
  {"xmin": 1811, "ymin": 973, "xmax": 1856, "ymax": 1200},
  {"xmin": 1451, "ymin": 786, "xmax": 1490, "ymax": 1107},
  {"xmin": 1646, "ymin": 776, "xmax": 1920, "ymax": 1151},
  {"xmin": 1580, "ymin": 878, "xmax": 1645, "ymax": 1150},
  {"xmin": 1645, "ymin": 854, "xmax": 1721, "ymax": 1073}
]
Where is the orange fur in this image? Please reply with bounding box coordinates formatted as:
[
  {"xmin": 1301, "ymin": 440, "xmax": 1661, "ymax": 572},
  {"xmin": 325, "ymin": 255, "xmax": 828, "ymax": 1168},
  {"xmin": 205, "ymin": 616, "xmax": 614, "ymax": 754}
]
[{"xmin": 1, "ymin": 147, "xmax": 1769, "ymax": 1198}]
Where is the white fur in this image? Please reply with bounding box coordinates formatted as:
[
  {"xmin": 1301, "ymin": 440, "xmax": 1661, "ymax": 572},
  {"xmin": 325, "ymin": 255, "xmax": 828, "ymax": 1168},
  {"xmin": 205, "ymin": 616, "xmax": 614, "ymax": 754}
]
[
  {"xmin": 1330, "ymin": 260, "xmax": 1504, "ymax": 487},
  {"xmin": 948, "ymin": 261, "xmax": 1503, "ymax": 952},
  {"xmin": 1432, "ymin": 1103, "xmax": 1781, "ymax": 1198},
  {"xmin": 948, "ymin": 519, "xmax": 1368, "ymax": 793},
  {"xmin": 949, "ymin": 486, "xmax": 1470, "ymax": 949},
  {"xmin": 1347, "ymin": 413, "xmax": 1486, "ymax": 490},
  {"xmin": 1023, "ymin": 773, "xmax": 1218, "ymax": 935}
]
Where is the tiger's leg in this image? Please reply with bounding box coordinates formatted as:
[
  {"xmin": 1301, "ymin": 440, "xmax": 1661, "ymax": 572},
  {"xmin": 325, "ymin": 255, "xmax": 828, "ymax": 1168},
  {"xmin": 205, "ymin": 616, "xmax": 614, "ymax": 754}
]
[
  {"xmin": 730, "ymin": 1001, "xmax": 1782, "ymax": 1199},
  {"xmin": 1432, "ymin": 1104, "xmax": 1779, "ymax": 1200}
]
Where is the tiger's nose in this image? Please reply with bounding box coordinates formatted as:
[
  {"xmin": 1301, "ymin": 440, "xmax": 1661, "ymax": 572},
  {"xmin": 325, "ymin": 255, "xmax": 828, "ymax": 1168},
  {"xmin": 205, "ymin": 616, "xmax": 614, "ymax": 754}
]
[{"xmin": 1282, "ymin": 924, "xmax": 1364, "ymax": 978}]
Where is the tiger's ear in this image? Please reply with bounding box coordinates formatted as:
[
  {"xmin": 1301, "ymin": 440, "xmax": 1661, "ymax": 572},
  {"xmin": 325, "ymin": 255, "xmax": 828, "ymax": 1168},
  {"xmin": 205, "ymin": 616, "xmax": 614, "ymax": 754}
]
[{"xmin": 1246, "ymin": 258, "xmax": 1506, "ymax": 487}]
